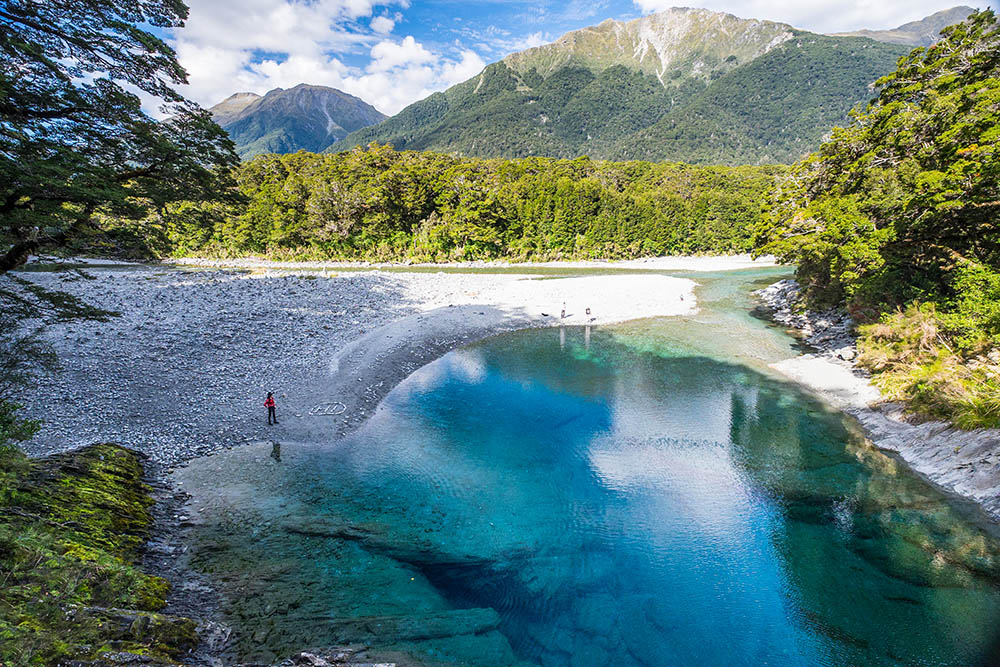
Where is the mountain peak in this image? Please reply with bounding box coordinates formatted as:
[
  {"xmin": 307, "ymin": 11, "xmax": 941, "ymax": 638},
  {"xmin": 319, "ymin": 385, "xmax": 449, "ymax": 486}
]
[
  {"xmin": 209, "ymin": 85, "xmax": 386, "ymax": 159},
  {"xmin": 330, "ymin": 4, "xmax": 913, "ymax": 164},
  {"xmin": 208, "ymin": 92, "xmax": 262, "ymax": 126},
  {"xmin": 220, "ymin": 92, "xmax": 261, "ymax": 102},
  {"xmin": 502, "ymin": 6, "xmax": 795, "ymax": 85}
]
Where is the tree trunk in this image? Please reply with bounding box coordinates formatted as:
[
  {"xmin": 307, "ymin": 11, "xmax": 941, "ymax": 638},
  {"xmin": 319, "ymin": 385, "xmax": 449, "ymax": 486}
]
[
  {"xmin": 0, "ymin": 237, "xmax": 39, "ymax": 273},
  {"xmin": 0, "ymin": 203, "xmax": 96, "ymax": 275}
]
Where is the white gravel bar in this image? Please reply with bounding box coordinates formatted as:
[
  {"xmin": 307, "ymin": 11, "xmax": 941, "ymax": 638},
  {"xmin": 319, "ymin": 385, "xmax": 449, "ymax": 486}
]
[{"xmin": 8, "ymin": 258, "xmax": 751, "ymax": 465}]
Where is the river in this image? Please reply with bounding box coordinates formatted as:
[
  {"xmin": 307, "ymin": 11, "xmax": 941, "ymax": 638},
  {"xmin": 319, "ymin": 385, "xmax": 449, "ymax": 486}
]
[{"xmin": 175, "ymin": 268, "xmax": 1000, "ymax": 665}]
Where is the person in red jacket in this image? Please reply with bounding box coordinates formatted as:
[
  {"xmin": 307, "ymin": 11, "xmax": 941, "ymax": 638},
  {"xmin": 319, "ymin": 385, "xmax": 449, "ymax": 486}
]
[{"xmin": 265, "ymin": 392, "xmax": 278, "ymax": 425}]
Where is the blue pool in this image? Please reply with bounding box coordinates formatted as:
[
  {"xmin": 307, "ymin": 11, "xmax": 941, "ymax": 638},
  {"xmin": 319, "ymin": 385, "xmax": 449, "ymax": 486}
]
[{"xmin": 178, "ymin": 273, "xmax": 1000, "ymax": 666}]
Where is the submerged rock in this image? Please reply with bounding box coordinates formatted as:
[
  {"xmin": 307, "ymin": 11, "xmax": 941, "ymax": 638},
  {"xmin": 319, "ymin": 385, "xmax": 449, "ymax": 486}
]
[
  {"xmin": 298, "ymin": 608, "xmax": 503, "ymax": 645},
  {"xmin": 757, "ymin": 279, "xmax": 1000, "ymax": 522}
]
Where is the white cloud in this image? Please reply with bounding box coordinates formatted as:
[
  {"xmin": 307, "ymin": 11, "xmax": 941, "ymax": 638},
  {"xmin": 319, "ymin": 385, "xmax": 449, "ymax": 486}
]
[
  {"xmin": 348, "ymin": 47, "xmax": 485, "ymax": 114},
  {"xmin": 368, "ymin": 36, "xmax": 435, "ymax": 72},
  {"xmin": 165, "ymin": 0, "xmax": 488, "ymax": 117},
  {"xmin": 439, "ymin": 49, "xmax": 489, "ymax": 86},
  {"xmin": 505, "ymin": 31, "xmax": 547, "ymax": 54},
  {"xmin": 632, "ymin": 0, "xmax": 979, "ymax": 34},
  {"xmin": 370, "ymin": 15, "xmax": 396, "ymax": 34}
]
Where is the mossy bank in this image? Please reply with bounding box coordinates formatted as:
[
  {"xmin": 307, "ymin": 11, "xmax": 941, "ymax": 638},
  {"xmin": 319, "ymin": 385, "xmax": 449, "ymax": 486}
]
[{"xmin": 0, "ymin": 443, "xmax": 198, "ymax": 665}]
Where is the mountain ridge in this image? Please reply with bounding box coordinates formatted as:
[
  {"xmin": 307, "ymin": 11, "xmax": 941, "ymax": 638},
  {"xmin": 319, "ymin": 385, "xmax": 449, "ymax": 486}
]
[
  {"xmin": 328, "ymin": 6, "xmax": 919, "ymax": 164},
  {"xmin": 831, "ymin": 6, "xmax": 976, "ymax": 45},
  {"xmin": 213, "ymin": 6, "xmax": 975, "ymax": 164},
  {"xmin": 209, "ymin": 84, "xmax": 387, "ymax": 159},
  {"xmin": 208, "ymin": 92, "xmax": 261, "ymax": 126},
  {"xmin": 501, "ymin": 8, "xmax": 797, "ymax": 84}
]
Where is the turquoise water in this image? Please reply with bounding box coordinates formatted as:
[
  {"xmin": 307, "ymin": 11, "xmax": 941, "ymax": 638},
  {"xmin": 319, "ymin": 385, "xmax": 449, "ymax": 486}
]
[{"xmin": 179, "ymin": 270, "xmax": 1000, "ymax": 665}]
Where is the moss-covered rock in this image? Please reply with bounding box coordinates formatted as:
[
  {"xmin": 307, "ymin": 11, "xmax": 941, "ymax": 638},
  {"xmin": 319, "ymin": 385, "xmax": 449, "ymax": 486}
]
[{"xmin": 0, "ymin": 443, "xmax": 197, "ymax": 665}]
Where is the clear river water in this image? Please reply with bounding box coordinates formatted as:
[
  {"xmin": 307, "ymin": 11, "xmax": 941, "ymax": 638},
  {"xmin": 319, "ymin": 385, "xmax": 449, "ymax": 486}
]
[{"xmin": 176, "ymin": 268, "xmax": 1000, "ymax": 666}]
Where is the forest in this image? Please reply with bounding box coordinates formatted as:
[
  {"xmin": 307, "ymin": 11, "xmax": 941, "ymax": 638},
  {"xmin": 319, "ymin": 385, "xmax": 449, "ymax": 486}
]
[
  {"xmin": 156, "ymin": 146, "xmax": 783, "ymax": 261},
  {"xmin": 755, "ymin": 10, "xmax": 1000, "ymax": 427}
]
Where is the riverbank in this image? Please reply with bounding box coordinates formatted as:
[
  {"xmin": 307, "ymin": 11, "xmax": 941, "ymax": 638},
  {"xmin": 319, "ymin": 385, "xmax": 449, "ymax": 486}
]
[
  {"xmin": 7, "ymin": 260, "xmax": 717, "ymax": 464},
  {"xmin": 0, "ymin": 261, "xmax": 702, "ymax": 663},
  {"xmin": 757, "ymin": 280, "xmax": 1000, "ymax": 520},
  {"xmin": 0, "ymin": 443, "xmax": 198, "ymax": 664},
  {"xmin": 164, "ymin": 253, "xmax": 777, "ymax": 273},
  {"xmin": 8, "ymin": 257, "xmax": 999, "ymax": 664},
  {"xmin": 1, "ymin": 257, "xmax": 725, "ymax": 664}
]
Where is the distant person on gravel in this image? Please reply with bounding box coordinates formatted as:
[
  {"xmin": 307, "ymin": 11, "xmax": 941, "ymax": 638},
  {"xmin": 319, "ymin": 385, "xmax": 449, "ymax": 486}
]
[{"xmin": 265, "ymin": 392, "xmax": 278, "ymax": 425}]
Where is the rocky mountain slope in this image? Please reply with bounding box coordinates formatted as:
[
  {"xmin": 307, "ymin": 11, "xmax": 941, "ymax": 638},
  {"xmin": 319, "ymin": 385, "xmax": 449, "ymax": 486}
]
[
  {"xmin": 210, "ymin": 84, "xmax": 386, "ymax": 159},
  {"xmin": 329, "ymin": 7, "xmax": 914, "ymax": 165},
  {"xmin": 501, "ymin": 9, "xmax": 795, "ymax": 84},
  {"xmin": 617, "ymin": 33, "xmax": 906, "ymax": 164},
  {"xmin": 207, "ymin": 91, "xmax": 260, "ymax": 126},
  {"xmin": 831, "ymin": 6, "xmax": 975, "ymax": 45}
]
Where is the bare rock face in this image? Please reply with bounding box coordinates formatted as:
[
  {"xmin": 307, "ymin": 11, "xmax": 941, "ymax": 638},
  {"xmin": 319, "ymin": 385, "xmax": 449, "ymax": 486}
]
[
  {"xmin": 502, "ymin": 7, "xmax": 795, "ymax": 84},
  {"xmin": 208, "ymin": 92, "xmax": 262, "ymax": 126}
]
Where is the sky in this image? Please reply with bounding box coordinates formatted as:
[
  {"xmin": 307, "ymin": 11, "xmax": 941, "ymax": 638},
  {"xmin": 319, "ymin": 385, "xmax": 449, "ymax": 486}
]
[{"xmin": 163, "ymin": 0, "xmax": 984, "ymax": 117}]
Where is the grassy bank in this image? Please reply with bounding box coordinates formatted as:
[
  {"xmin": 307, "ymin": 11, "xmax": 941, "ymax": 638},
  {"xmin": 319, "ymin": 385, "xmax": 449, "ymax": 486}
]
[
  {"xmin": 0, "ymin": 443, "xmax": 197, "ymax": 665},
  {"xmin": 857, "ymin": 305, "xmax": 1000, "ymax": 430}
]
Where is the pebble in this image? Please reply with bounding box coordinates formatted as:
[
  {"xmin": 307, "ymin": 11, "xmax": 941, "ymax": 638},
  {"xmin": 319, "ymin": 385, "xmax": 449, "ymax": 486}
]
[{"xmin": 755, "ymin": 279, "xmax": 857, "ymax": 356}]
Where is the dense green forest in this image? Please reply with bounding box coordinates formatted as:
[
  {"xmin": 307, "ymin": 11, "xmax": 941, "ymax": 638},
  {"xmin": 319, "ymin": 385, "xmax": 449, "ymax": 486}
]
[
  {"xmin": 755, "ymin": 10, "xmax": 1000, "ymax": 428},
  {"xmin": 159, "ymin": 145, "xmax": 784, "ymax": 261}
]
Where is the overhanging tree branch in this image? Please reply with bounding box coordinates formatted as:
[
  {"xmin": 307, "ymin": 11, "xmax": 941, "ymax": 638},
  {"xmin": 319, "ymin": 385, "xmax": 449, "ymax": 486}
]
[{"xmin": 0, "ymin": 202, "xmax": 95, "ymax": 273}]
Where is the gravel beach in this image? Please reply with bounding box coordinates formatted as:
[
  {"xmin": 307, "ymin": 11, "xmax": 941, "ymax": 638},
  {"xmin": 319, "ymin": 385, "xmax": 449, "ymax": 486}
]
[
  {"xmin": 12, "ymin": 260, "xmax": 1000, "ymax": 522},
  {"xmin": 8, "ymin": 262, "xmax": 696, "ymax": 465}
]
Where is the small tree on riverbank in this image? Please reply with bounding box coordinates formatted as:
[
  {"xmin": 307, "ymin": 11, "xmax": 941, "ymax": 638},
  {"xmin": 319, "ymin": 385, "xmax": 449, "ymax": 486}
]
[{"xmin": 0, "ymin": 0, "xmax": 240, "ymax": 272}]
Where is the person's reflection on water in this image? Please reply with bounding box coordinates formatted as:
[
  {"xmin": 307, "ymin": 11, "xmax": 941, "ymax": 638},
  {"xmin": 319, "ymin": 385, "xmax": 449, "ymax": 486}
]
[{"xmin": 270, "ymin": 441, "xmax": 281, "ymax": 462}]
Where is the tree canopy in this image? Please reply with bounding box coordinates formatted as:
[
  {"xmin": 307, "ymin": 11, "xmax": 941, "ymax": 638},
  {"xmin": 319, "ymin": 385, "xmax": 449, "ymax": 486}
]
[
  {"xmin": 0, "ymin": 0, "xmax": 239, "ymax": 272},
  {"xmin": 755, "ymin": 10, "xmax": 1000, "ymax": 316},
  {"xmin": 156, "ymin": 145, "xmax": 783, "ymax": 262},
  {"xmin": 755, "ymin": 10, "xmax": 1000, "ymax": 427}
]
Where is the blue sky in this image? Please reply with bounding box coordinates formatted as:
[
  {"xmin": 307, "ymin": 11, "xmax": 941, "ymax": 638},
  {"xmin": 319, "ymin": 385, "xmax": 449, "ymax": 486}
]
[{"xmin": 164, "ymin": 0, "xmax": 983, "ymax": 116}]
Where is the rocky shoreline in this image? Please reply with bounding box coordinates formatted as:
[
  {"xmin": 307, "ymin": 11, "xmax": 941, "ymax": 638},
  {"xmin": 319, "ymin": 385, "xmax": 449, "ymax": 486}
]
[
  {"xmin": 8, "ymin": 265, "xmax": 694, "ymax": 464},
  {"xmin": 165, "ymin": 253, "xmax": 776, "ymax": 273},
  {"xmin": 756, "ymin": 280, "xmax": 1000, "ymax": 522}
]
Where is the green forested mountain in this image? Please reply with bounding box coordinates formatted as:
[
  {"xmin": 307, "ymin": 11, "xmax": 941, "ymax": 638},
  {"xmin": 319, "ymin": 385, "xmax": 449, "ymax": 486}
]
[
  {"xmin": 755, "ymin": 10, "xmax": 1000, "ymax": 428},
  {"xmin": 831, "ymin": 6, "xmax": 975, "ymax": 45},
  {"xmin": 329, "ymin": 7, "xmax": 911, "ymax": 165},
  {"xmin": 209, "ymin": 84, "xmax": 387, "ymax": 159},
  {"xmin": 617, "ymin": 34, "xmax": 908, "ymax": 164},
  {"xmin": 160, "ymin": 145, "xmax": 783, "ymax": 261}
]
